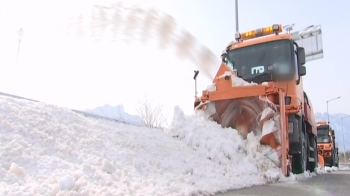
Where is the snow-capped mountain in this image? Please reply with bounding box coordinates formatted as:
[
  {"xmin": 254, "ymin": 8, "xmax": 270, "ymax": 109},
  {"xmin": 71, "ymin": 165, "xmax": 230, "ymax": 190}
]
[
  {"xmin": 85, "ymin": 104, "xmax": 145, "ymax": 127},
  {"xmin": 315, "ymin": 112, "xmax": 350, "ymax": 152}
]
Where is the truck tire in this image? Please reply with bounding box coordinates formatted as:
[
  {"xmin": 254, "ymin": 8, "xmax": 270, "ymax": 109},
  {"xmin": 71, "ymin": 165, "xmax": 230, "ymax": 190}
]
[
  {"xmin": 333, "ymin": 153, "xmax": 339, "ymax": 167},
  {"xmin": 292, "ymin": 131, "xmax": 307, "ymax": 174},
  {"xmin": 328, "ymin": 157, "xmax": 334, "ymax": 167},
  {"xmin": 314, "ymin": 137, "xmax": 318, "ymax": 169},
  {"xmin": 307, "ymin": 136, "xmax": 317, "ymax": 172}
]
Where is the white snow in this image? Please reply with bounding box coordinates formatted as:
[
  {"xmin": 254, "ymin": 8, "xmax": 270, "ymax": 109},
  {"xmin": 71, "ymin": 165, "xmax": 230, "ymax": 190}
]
[
  {"xmin": 0, "ymin": 95, "xmax": 328, "ymax": 196},
  {"xmin": 324, "ymin": 166, "xmax": 339, "ymax": 172},
  {"xmin": 214, "ymin": 69, "xmax": 257, "ymax": 87},
  {"xmin": 339, "ymin": 164, "xmax": 350, "ymax": 171},
  {"xmin": 231, "ymin": 69, "xmax": 257, "ymax": 86}
]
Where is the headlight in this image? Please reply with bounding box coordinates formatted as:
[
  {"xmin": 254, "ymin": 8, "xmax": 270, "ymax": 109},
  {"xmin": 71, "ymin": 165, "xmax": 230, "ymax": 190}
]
[{"xmin": 288, "ymin": 122, "xmax": 293, "ymax": 133}]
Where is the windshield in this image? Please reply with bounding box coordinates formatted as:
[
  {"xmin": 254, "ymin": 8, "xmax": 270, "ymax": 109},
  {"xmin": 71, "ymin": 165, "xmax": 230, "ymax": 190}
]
[
  {"xmin": 317, "ymin": 135, "xmax": 330, "ymax": 143},
  {"xmin": 317, "ymin": 128, "xmax": 330, "ymax": 143},
  {"xmin": 226, "ymin": 39, "xmax": 295, "ymax": 83}
]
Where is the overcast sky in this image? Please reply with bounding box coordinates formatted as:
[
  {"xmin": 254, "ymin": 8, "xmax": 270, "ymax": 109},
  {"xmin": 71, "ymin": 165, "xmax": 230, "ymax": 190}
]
[{"xmin": 0, "ymin": 0, "xmax": 349, "ymax": 121}]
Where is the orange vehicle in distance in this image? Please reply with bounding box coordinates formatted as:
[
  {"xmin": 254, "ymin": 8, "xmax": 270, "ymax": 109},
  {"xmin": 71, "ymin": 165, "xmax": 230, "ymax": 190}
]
[
  {"xmin": 317, "ymin": 121, "xmax": 339, "ymax": 167},
  {"xmin": 193, "ymin": 24, "xmax": 322, "ymax": 176}
]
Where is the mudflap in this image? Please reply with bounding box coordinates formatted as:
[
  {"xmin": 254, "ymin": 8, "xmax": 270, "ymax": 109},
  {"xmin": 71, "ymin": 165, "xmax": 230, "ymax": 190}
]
[
  {"xmin": 318, "ymin": 154, "xmax": 325, "ymax": 167},
  {"xmin": 324, "ymin": 157, "xmax": 334, "ymax": 167}
]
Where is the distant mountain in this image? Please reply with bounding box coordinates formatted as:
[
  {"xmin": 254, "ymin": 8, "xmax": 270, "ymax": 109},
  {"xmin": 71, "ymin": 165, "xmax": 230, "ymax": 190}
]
[
  {"xmin": 315, "ymin": 112, "xmax": 350, "ymax": 152},
  {"xmin": 85, "ymin": 104, "xmax": 145, "ymax": 127}
]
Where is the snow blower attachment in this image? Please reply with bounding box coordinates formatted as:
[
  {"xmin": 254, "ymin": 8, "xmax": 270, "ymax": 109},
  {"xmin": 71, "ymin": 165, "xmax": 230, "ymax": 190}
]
[
  {"xmin": 194, "ymin": 24, "xmax": 322, "ymax": 176},
  {"xmin": 194, "ymin": 68, "xmax": 291, "ymax": 175}
]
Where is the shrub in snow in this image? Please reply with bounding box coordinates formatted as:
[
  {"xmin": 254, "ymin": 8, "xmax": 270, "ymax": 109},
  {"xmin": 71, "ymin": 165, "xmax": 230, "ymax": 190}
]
[{"xmin": 136, "ymin": 95, "xmax": 168, "ymax": 128}]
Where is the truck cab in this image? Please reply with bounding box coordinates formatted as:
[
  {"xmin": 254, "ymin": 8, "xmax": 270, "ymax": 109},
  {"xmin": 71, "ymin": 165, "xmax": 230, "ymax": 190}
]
[{"xmin": 317, "ymin": 121, "xmax": 339, "ymax": 167}]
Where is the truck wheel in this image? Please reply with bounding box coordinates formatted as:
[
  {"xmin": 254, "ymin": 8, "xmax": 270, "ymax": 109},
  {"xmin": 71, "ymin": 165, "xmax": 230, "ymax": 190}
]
[
  {"xmin": 292, "ymin": 131, "xmax": 307, "ymax": 174},
  {"xmin": 302, "ymin": 132, "xmax": 307, "ymax": 172},
  {"xmin": 314, "ymin": 137, "xmax": 318, "ymax": 169},
  {"xmin": 332, "ymin": 153, "xmax": 339, "ymax": 167},
  {"xmin": 328, "ymin": 157, "xmax": 334, "ymax": 167},
  {"xmin": 307, "ymin": 136, "xmax": 317, "ymax": 172}
]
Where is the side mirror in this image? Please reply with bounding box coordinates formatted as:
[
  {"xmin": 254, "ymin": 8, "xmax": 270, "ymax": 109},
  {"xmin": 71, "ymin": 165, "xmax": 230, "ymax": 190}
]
[
  {"xmin": 298, "ymin": 47, "xmax": 306, "ymax": 66},
  {"xmin": 332, "ymin": 135, "xmax": 335, "ymax": 140},
  {"xmin": 299, "ymin": 65, "xmax": 306, "ymax": 76},
  {"xmin": 331, "ymin": 130, "xmax": 335, "ymax": 135}
]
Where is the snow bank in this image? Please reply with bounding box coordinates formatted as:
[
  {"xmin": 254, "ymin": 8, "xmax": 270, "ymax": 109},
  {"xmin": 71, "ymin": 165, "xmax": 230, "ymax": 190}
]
[
  {"xmin": 0, "ymin": 95, "xmax": 323, "ymax": 196},
  {"xmin": 166, "ymin": 106, "xmax": 292, "ymax": 187},
  {"xmin": 0, "ymin": 95, "xmax": 283, "ymax": 196}
]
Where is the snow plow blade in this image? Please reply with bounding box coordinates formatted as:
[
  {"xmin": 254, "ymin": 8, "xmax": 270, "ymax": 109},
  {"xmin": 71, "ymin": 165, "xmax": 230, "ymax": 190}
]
[{"xmin": 196, "ymin": 96, "xmax": 280, "ymax": 150}]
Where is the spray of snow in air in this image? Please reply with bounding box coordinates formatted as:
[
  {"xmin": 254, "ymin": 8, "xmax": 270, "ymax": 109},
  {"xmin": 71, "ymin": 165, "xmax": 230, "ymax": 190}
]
[{"xmin": 61, "ymin": 1, "xmax": 220, "ymax": 79}]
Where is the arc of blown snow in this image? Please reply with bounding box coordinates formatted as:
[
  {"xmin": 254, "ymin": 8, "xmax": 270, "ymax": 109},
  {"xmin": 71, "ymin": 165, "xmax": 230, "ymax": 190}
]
[{"xmin": 64, "ymin": 2, "xmax": 219, "ymax": 79}]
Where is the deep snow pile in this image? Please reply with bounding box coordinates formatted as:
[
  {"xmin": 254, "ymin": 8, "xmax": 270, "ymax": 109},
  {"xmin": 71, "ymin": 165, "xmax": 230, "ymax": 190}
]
[
  {"xmin": 0, "ymin": 95, "xmax": 324, "ymax": 196},
  {"xmin": 166, "ymin": 106, "xmax": 283, "ymax": 180}
]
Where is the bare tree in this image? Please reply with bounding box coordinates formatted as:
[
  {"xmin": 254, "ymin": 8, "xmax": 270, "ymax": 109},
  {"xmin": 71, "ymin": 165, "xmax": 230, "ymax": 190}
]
[{"xmin": 136, "ymin": 95, "xmax": 167, "ymax": 128}]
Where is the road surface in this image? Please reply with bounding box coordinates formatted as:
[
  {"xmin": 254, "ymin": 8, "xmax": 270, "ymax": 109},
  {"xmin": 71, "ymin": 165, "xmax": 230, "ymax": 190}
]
[{"xmin": 215, "ymin": 170, "xmax": 350, "ymax": 196}]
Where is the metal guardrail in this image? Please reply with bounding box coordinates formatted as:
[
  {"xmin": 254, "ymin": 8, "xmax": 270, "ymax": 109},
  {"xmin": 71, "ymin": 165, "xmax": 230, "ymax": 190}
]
[
  {"xmin": 0, "ymin": 92, "xmax": 40, "ymax": 103},
  {"xmin": 0, "ymin": 92, "xmax": 121, "ymax": 123},
  {"xmin": 72, "ymin": 109, "xmax": 123, "ymax": 122}
]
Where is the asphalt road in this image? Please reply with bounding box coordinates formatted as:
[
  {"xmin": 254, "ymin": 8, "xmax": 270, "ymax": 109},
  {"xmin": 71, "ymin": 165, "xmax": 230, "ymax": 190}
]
[{"xmin": 215, "ymin": 170, "xmax": 350, "ymax": 196}]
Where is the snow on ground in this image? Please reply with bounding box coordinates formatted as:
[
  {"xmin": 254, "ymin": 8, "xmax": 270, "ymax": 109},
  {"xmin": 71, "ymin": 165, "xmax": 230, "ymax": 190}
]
[
  {"xmin": 339, "ymin": 164, "xmax": 350, "ymax": 171},
  {"xmin": 0, "ymin": 95, "xmax": 329, "ymax": 196},
  {"xmin": 324, "ymin": 166, "xmax": 338, "ymax": 172}
]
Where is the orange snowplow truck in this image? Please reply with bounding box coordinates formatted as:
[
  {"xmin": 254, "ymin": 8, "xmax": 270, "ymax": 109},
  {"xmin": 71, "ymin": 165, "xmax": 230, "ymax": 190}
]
[
  {"xmin": 194, "ymin": 24, "xmax": 318, "ymax": 176},
  {"xmin": 317, "ymin": 121, "xmax": 339, "ymax": 167}
]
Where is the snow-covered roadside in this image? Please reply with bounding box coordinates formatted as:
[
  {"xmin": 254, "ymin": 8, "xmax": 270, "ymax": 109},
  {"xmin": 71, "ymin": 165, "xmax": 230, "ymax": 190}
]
[
  {"xmin": 339, "ymin": 164, "xmax": 350, "ymax": 171},
  {"xmin": 0, "ymin": 95, "xmax": 329, "ymax": 196}
]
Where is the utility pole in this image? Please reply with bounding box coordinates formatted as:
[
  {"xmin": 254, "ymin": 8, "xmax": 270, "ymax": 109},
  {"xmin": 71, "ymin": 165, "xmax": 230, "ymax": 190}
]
[
  {"xmin": 326, "ymin": 96, "xmax": 341, "ymax": 124},
  {"xmin": 16, "ymin": 28, "xmax": 24, "ymax": 65},
  {"xmin": 235, "ymin": 0, "xmax": 239, "ymax": 32},
  {"xmin": 283, "ymin": 24, "xmax": 295, "ymax": 34},
  {"xmin": 341, "ymin": 115, "xmax": 350, "ymax": 163},
  {"xmin": 14, "ymin": 28, "xmax": 24, "ymax": 87}
]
